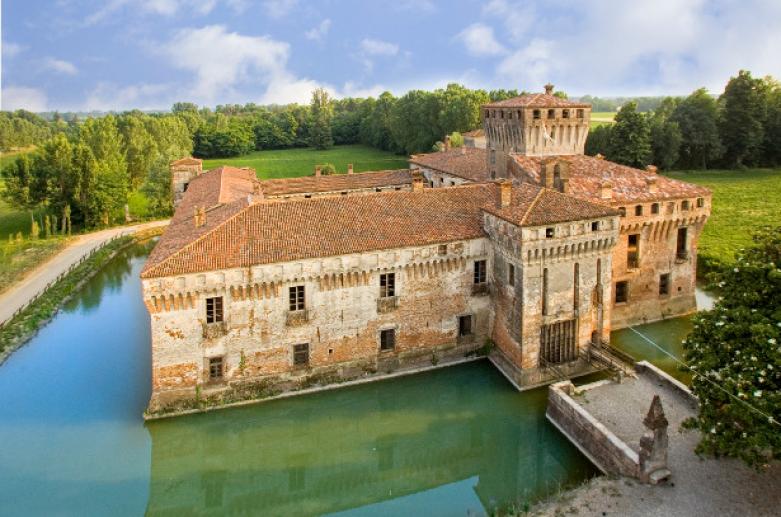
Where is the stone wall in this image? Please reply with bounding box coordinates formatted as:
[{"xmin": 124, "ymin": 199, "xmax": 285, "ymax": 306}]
[
  {"xmin": 143, "ymin": 239, "xmax": 492, "ymax": 413},
  {"xmin": 416, "ymin": 166, "xmax": 471, "ymax": 188},
  {"xmin": 546, "ymin": 380, "xmax": 640, "ymax": 477},
  {"xmin": 171, "ymin": 162, "xmax": 202, "ymax": 207}
]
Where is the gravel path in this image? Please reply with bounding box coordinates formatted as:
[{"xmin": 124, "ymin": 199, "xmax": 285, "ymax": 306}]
[
  {"xmin": 536, "ymin": 375, "xmax": 781, "ymax": 516},
  {"xmin": 0, "ymin": 220, "xmax": 168, "ymax": 326}
]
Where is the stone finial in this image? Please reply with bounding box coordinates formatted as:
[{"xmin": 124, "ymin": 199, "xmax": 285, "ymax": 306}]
[
  {"xmin": 499, "ymin": 179, "xmax": 512, "ymax": 208},
  {"xmin": 646, "ymin": 164, "xmax": 658, "ymax": 175},
  {"xmin": 639, "ymin": 395, "xmax": 671, "ymax": 484},
  {"xmin": 347, "ymin": 163, "xmax": 354, "ymax": 175},
  {"xmin": 444, "ymin": 135, "xmax": 451, "ymax": 151},
  {"xmin": 315, "ymin": 166, "xmax": 322, "ymax": 178},
  {"xmin": 646, "ymin": 177, "xmax": 658, "ymax": 194},
  {"xmin": 595, "ymin": 153, "xmax": 605, "ymax": 160},
  {"xmin": 544, "ymin": 83, "xmax": 555, "ymax": 95}
]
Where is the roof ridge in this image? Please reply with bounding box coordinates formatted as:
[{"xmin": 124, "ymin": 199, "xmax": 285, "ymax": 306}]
[{"xmin": 519, "ymin": 186, "xmax": 546, "ymax": 225}]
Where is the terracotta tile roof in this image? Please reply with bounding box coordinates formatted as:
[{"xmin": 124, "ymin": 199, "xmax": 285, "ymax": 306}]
[
  {"xmin": 259, "ymin": 169, "xmax": 413, "ymax": 197},
  {"xmin": 409, "ymin": 147, "xmax": 489, "ymax": 182},
  {"xmin": 511, "ymin": 154, "xmax": 711, "ymax": 204},
  {"xmin": 170, "ymin": 157, "xmax": 203, "ymax": 166},
  {"xmin": 484, "ymin": 183, "xmax": 619, "ymax": 226},
  {"xmin": 142, "ymin": 178, "xmax": 620, "ymax": 278},
  {"xmin": 142, "ymin": 184, "xmax": 497, "ymax": 278},
  {"xmin": 483, "ymin": 94, "xmax": 590, "ymax": 109}
]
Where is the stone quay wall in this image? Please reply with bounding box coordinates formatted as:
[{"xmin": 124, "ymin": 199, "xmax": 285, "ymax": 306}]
[{"xmin": 546, "ymin": 380, "xmax": 640, "ymax": 477}]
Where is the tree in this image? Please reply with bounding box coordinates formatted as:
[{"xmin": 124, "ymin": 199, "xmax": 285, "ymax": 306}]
[
  {"xmin": 308, "ymin": 88, "xmax": 334, "ymax": 149},
  {"xmin": 585, "ymin": 124, "xmax": 612, "ymax": 157},
  {"xmin": 608, "ymin": 102, "xmax": 652, "ymax": 168},
  {"xmin": 437, "ymin": 83, "xmax": 489, "ymax": 134},
  {"xmin": 671, "ymin": 88, "xmax": 723, "ymax": 169},
  {"xmin": 649, "ymin": 98, "xmax": 682, "ymax": 170},
  {"xmin": 120, "ymin": 115, "xmax": 156, "ymax": 190},
  {"xmin": 719, "ymin": 70, "xmax": 767, "ymax": 168},
  {"xmin": 761, "ymin": 77, "xmax": 781, "ymax": 166},
  {"xmin": 682, "ymin": 227, "xmax": 781, "ymax": 467}
]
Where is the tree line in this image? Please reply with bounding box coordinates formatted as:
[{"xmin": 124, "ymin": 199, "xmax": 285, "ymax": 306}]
[{"xmin": 587, "ymin": 70, "xmax": 781, "ymax": 170}]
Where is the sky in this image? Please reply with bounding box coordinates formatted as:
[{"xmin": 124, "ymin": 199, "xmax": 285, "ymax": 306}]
[{"xmin": 2, "ymin": 0, "xmax": 781, "ymax": 112}]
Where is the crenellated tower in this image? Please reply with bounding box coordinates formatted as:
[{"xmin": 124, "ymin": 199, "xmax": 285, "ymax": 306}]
[{"xmin": 483, "ymin": 84, "xmax": 591, "ymax": 179}]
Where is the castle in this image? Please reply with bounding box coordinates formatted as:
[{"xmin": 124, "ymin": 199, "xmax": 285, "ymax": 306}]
[{"xmin": 141, "ymin": 86, "xmax": 710, "ymax": 415}]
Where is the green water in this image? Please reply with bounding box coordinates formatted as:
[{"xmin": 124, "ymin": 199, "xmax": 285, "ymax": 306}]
[
  {"xmin": 610, "ymin": 287, "xmax": 716, "ymax": 384},
  {"xmin": 0, "ymin": 241, "xmax": 598, "ymax": 516}
]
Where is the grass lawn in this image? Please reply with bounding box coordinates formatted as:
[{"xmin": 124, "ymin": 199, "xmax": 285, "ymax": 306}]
[
  {"xmin": 589, "ymin": 111, "xmax": 616, "ymax": 129},
  {"xmin": 0, "ymin": 236, "xmax": 67, "ymax": 294},
  {"xmin": 202, "ymin": 144, "xmax": 409, "ymax": 180},
  {"xmin": 0, "ymin": 147, "xmax": 35, "ymax": 170},
  {"xmin": 665, "ymin": 168, "xmax": 781, "ymax": 268}
]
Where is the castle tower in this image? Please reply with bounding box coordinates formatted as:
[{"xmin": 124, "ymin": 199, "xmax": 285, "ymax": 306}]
[
  {"xmin": 483, "ymin": 84, "xmax": 591, "ymax": 179},
  {"xmin": 170, "ymin": 157, "xmax": 203, "ymax": 207}
]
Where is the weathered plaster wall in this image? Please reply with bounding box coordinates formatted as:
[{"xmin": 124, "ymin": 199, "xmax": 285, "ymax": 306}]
[
  {"xmin": 143, "ymin": 239, "xmax": 492, "ymax": 412},
  {"xmin": 416, "ymin": 166, "xmax": 471, "ymax": 188},
  {"xmin": 171, "ymin": 163, "xmax": 202, "ymax": 207}
]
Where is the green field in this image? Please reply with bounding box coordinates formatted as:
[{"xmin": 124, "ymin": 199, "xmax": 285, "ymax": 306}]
[
  {"xmin": 665, "ymin": 168, "xmax": 781, "ymax": 269},
  {"xmin": 202, "ymin": 144, "xmax": 409, "ymax": 179},
  {"xmin": 589, "ymin": 111, "xmax": 616, "ymax": 129}
]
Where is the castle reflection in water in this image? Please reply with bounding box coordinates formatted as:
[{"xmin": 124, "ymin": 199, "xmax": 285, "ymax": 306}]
[{"xmin": 145, "ymin": 362, "xmax": 597, "ymax": 515}]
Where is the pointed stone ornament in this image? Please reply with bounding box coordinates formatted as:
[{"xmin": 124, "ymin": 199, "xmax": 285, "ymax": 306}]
[{"xmin": 639, "ymin": 394, "xmax": 671, "ymax": 484}]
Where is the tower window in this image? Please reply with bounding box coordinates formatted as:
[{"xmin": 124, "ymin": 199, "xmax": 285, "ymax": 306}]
[
  {"xmin": 458, "ymin": 315, "xmax": 473, "ymax": 337},
  {"xmin": 548, "ymin": 109, "xmax": 555, "ymax": 119},
  {"xmin": 206, "ymin": 296, "xmax": 223, "ymax": 324},
  {"xmin": 293, "ymin": 343, "xmax": 309, "ymax": 366},
  {"xmin": 508, "ymin": 263, "xmax": 515, "ymax": 286},
  {"xmin": 576, "ymin": 109, "xmax": 584, "ymax": 119},
  {"xmin": 651, "ymin": 203, "xmax": 660, "ymax": 214},
  {"xmin": 696, "ymin": 197, "xmax": 704, "ymax": 208},
  {"xmin": 289, "ymin": 285, "xmax": 305, "ymax": 311},
  {"xmin": 208, "ymin": 357, "xmax": 224, "ymax": 380},
  {"xmin": 546, "ymin": 227, "xmax": 555, "ymax": 238},
  {"xmin": 379, "ymin": 273, "xmax": 395, "ymax": 298},
  {"xmin": 380, "ymin": 329, "xmax": 396, "ymax": 351},
  {"xmin": 635, "ymin": 205, "xmax": 643, "ymax": 216},
  {"xmin": 677, "ymin": 227, "xmax": 688, "ymax": 259},
  {"xmin": 627, "ymin": 234, "xmax": 640, "ymax": 269},
  {"xmin": 618, "ymin": 207, "xmax": 626, "ymax": 217},
  {"xmin": 591, "ymin": 221, "xmax": 599, "ymax": 231},
  {"xmin": 659, "ymin": 273, "xmax": 670, "ymax": 296},
  {"xmin": 474, "ymin": 260, "xmax": 487, "ymax": 285},
  {"xmin": 485, "ymin": 110, "xmax": 489, "ymax": 119},
  {"xmin": 615, "ymin": 281, "xmax": 628, "ymax": 304},
  {"xmin": 533, "ymin": 109, "xmax": 541, "ymax": 119},
  {"xmin": 681, "ymin": 200, "xmax": 690, "ymax": 211},
  {"xmin": 562, "ymin": 109, "xmax": 570, "ymax": 119}
]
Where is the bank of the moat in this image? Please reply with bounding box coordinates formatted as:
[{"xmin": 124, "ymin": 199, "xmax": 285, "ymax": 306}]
[{"xmin": 0, "ymin": 241, "xmax": 708, "ymax": 515}]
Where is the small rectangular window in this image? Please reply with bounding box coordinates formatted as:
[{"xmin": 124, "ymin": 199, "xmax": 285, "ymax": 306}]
[
  {"xmin": 627, "ymin": 234, "xmax": 640, "ymax": 269},
  {"xmin": 293, "ymin": 343, "xmax": 309, "ymax": 366},
  {"xmin": 635, "ymin": 205, "xmax": 643, "ymax": 216},
  {"xmin": 591, "ymin": 221, "xmax": 599, "ymax": 231},
  {"xmin": 380, "ymin": 329, "xmax": 395, "ymax": 351},
  {"xmin": 562, "ymin": 109, "xmax": 570, "ymax": 119},
  {"xmin": 677, "ymin": 227, "xmax": 688, "ymax": 259},
  {"xmin": 533, "ymin": 109, "xmax": 541, "ymax": 119},
  {"xmin": 289, "ymin": 286, "xmax": 305, "ymax": 312},
  {"xmin": 438, "ymin": 244, "xmax": 447, "ymax": 255},
  {"xmin": 380, "ymin": 273, "xmax": 395, "ymax": 298},
  {"xmin": 474, "ymin": 260, "xmax": 487, "ymax": 285},
  {"xmin": 615, "ymin": 281, "xmax": 628, "ymax": 304},
  {"xmin": 618, "ymin": 207, "xmax": 626, "ymax": 217},
  {"xmin": 681, "ymin": 200, "xmax": 690, "ymax": 211},
  {"xmin": 304, "ymin": 194, "xmax": 312, "ymax": 199},
  {"xmin": 576, "ymin": 109, "xmax": 584, "ymax": 119},
  {"xmin": 546, "ymin": 227, "xmax": 555, "ymax": 238},
  {"xmin": 651, "ymin": 203, "xmax": 660, "ymax": 214},
  {"xmin": 376, "ymin": 188, "xmax": 382, "ymax": 192},
  {"xmin": 206, "ymin": 296, "xmax": 223, "ymax": 324},
  {"xmin": 209, "ymin": 356, "xmax": 223, "ymax": 380},
  {"xmin": 547, "ymin": 109, "xmax": 555, "ymax": 119},
  {"xmin": 458, "ymin": 315, "xmax": 473, "ymax": 337},
  {"xmin": 696, "ymin": 197, "xmax": 704, "ymax": 208},
  {"xmin": 659, "ymin": 273, "xmax": 670, "ymax": 296},
  {"xmin": 508, "ymin": 264, "xmax": 515, "ymax": 286}
]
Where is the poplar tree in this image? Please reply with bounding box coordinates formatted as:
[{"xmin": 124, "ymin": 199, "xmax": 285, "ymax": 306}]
[
  {"xmin": 308, "ymin": 88, "xmax": 334, "ymax": 150},
  {"xmin": 608, "ymin": 102, "xmax": 652, "ymax": 168},
  {"xmin": 719, "ymin": 70, "xmax": 767, "ymax": 168}
]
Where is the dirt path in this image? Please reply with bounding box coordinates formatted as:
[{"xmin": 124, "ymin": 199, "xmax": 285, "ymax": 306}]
[{"xmin": 0, "ymin": 220, "xmax": 168, "ymax": 326}]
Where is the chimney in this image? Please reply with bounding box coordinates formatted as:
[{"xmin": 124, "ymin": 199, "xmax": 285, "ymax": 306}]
[
  {"xmin": 499, "ymin": 179, "xmax": 512, "ymax": 208},
  {"xmin": 646, "ymin": 164, "xmax": 658, "ymax": 175},
  {"xmin": 444, "ymin": 135, "xmax": 451, "ymax": 151},
  {"xmin": 412, "ymin": 169, "xmax": 424, "ymax": 192},
  {"xmin": 544, "ymin": 83, "xmax": 554, "ymax": 95},
  {"xmin": 347, "ymin": 163, "xmax": 354, "ymax": 174},
  {"xmin": 600, "ymin": 182, "xmax": 613, "ymax": 200},
  {"xmin": 646, "ymin": 177, "xmax": 658, "ymax": 194},
  {"xmin": 315, "ymin": 166, "xmax": 321, "ymax": 178},
  {"xmin": 194, "ymin": 206, "xmax": 206, "ymax": 227}
]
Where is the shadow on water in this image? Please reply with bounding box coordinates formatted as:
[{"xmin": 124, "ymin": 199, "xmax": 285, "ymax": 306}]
[{"xmin": 0, "ymin": 240, "xmax": 598, "ymax": 516}]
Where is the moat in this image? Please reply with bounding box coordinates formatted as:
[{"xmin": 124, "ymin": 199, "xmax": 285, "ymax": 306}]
[{"xmin": 0, "ymin": 241, "xmax": 708, "ymax": 515}]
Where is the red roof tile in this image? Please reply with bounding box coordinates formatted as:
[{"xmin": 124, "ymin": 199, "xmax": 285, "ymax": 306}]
[
  {"xmin": 259, "ymin": 169, "xmax": 413, "ymax": 196},
  {"xmin": 409, "ymin": 147, "xmax": 489, "ymax": 182},
  {"xmin": 170, "ymin": 157, "xmax": 203, "ymax": 166},
  {"xmin": 484, "ymin": 94, "xmax": 590, "ymax": 109}
]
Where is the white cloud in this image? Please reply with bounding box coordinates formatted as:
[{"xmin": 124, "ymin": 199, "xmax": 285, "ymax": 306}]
[
  {"xmin": 262, "ymin": 0, "xmax": 297, "ymax": 19},
  {"xmin": 360, "ymin": 38, "xmax": 399, "ymax": 56},
  {"xmin": 83, "ymin": 0, "xmax": 240, "ymax": 25},
  {"xmin": 458, "ymin": 23, "xmax": 506, "ymax": 57},
  {"xmin": 483, "ymin": 0, "xmax": 535, "ymax": 43},
  {"xmin": 1, "ymin": 86, "xmax": 48, "ymax": 112},
  {"xmin": 82, "ymin": 82, "xmax": 172, "ymax": 111},
  {"xmin": 43, "ymin": 58, "xmax": 78, "ymax": 75},
  {"xmin": 3, "ymin": 42, "xmax": 25, "ymax": 58},
  {"xmin": 305, "ymin": 19, "xmax": 331, "ymax": 41}
]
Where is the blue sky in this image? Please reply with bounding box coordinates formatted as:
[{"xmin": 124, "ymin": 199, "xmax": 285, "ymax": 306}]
[{"xmin": 3, "ymin": 0, "xmax": 781, "ymax": 112}]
